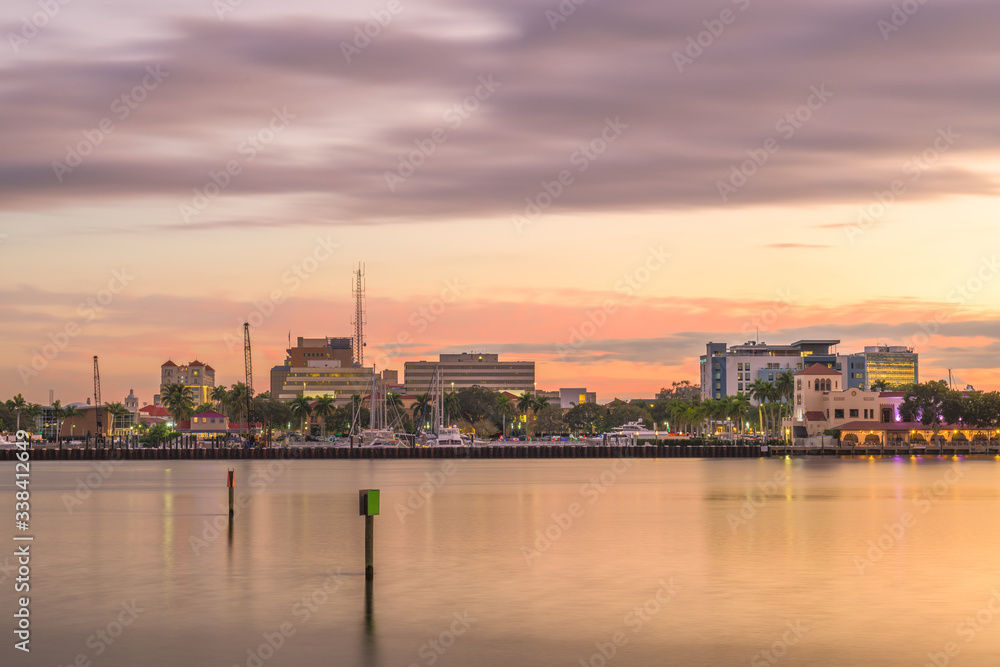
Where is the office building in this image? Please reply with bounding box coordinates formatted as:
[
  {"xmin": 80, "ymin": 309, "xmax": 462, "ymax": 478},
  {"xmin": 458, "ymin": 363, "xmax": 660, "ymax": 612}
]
[
  {"xmin": 271, "ymin": 336, "xmax": 354, "ymax": 397},
  {"xmin": 405, "ymin": 353, "xmax": 535, "ymax": 394},
  {"xmin": 700, "ymin": 340, "xmax": 843, "ymax": 401},
  {"xmin": 845, "ymin": 345, "xmax": 918, "ymax": 389}
]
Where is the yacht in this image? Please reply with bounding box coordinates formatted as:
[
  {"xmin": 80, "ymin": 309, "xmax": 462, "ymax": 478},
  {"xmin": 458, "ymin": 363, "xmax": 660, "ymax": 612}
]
[{"xmin": 435, "ymin": 426, "xmax": 465, "ymax": 446}]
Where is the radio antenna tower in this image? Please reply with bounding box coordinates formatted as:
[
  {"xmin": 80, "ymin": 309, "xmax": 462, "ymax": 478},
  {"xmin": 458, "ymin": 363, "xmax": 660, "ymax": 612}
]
[
  {"xmin": 352, "ymin": 263, "xmax": 366, "ymax": 366},
  {"xmin": 93, "ymin": 355, "xmax": 103, "ymax": 436}
]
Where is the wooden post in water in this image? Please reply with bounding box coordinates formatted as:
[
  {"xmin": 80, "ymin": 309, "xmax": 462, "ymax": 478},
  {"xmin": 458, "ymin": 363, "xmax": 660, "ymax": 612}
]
[
  {"xmin": 359, "ymin": 489, "xmax": 379, "ymax": 578},
  {"xmin": 228, "ymin": 468, "xmax": 235, "ymax": 519}
]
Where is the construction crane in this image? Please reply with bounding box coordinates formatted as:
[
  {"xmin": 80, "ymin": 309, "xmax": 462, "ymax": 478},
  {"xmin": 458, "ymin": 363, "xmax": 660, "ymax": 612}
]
[
  {"xmin": 93, "ymin": 355, "xmax": 103, "ymax": 438},
  {"xmin": 244, "ymin": 322, "xmax": 255, "ymax": 446},
  {"xmin": 352, "ymin": 263, "xmax": 366, "ymax": 366}
]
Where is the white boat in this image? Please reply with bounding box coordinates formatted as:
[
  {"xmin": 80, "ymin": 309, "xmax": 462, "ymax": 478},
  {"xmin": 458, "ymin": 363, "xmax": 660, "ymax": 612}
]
[
  {"xmin": 435, "ymin": 426, "xmax": 465, "ymax": 446},
  {"xmin": 361, "ymin": 429, "xmax": 407, "ymax": 447},
  {"xmin": 608, "ymin": 420, "xmax": 658, "ymax": 439}
]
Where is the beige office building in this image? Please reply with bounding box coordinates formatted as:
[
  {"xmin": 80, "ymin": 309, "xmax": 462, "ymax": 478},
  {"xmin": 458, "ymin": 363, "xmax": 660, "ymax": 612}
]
[{"xmin": 405, "ymin": 353, "xmax": 535, "ymax": 393}]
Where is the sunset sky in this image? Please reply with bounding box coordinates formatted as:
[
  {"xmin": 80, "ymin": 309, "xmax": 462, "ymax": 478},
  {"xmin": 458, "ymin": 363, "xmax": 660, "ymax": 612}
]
[{"xmin": 2, "ymin": 0, "xmax": 999, "ymax": 406}]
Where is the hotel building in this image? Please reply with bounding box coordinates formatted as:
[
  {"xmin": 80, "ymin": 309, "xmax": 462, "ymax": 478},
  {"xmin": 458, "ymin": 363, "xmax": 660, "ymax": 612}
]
[{"xmin": 159, "ymin": 360, "xmax": 216, "ymax": 405}]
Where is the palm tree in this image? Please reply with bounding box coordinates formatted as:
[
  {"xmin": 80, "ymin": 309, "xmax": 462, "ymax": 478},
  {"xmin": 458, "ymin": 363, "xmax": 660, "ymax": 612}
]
[
  {"xmin": 730, "ymin": 392, "xmax": 752, "ymax": 437},
  {"xmin": 63, "ymin": 405, "xmax": 82, "ymax": 439},
  {"xmin": 495, "ymin": 394, "xmax": 516, "ymax": 438},
  {"xmin": 211, "ymin": 386, "xmax": 229, "ymax": 415},
  {"xmin": 22, "ymin": 403, "xmax": 41, "ymax": 435},
  {"xmin": 532, "ymin": 395, "xmax": 551, "ymax": 437},
  {"xmin": 444, "ymin": 391, "xmax": 461, "ymax": 426},
  {"xmin": 748, "ymin": 380, "xmax": 772, "ymax": 439},
  {"xmin": 7, "ymin": 394, "xmax": 27, "ymax": 432},
  {"xmin": 517, "ymin": 391, "xmax": 534, "ymax": 437},
  {"xmin": 161, "ymin": 383, "xmax": 195, "ymax": 424},
  {"xmin": 193, "ymin": 402, "xmax": 215, "ymax": 415},
  {"xmin": 51, "ymin": 400, "xmax": 65, "ymax": 444},
  {"xmin": 228, "ymin": 382, "xmax": 248, "ymax": 427},
  {"xmin": 411, "ymin": 393, "xmax": 432, "ymax": 430},
  {"xmin": 289, "ymin": 395, "xmax": 313, "ymax": 437},
  {"xmin": 106, "ymin": 402, "xmax": 131, "ymax": 434},
  {"xmin": 870, "ymin": 379, "xmax": 889, "ymax": 392},
  {"xmin": 386, "ymin": 392, "xmax": 404, "ymax": 412},
  {"xmin": 312, "ymin": 394, "xmax": 336, "ymax": 437}
]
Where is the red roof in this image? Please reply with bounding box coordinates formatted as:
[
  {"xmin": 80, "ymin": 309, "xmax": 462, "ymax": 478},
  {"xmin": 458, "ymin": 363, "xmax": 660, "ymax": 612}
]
[
  {"xmin": 161, "ymin": 360, "xmax": 177, "ymax": 367},
  {"xmin": 204, "ymin": 365, "xmax": 215, "ymax": 372},
  {"xmin": 805, "ymin": 411, "xmax": 827, "ymax": 421},
  {"xmin": 879, "ymin": 391, "xmax": 905, "ymax": 398},
  {"xmin": 189, "ymin": 360, "xmax": 205, "ymax": 367},
  {"xmin": 795, "ymin": 363, "xmax": 840, "ymax": 377},
  {"xmin": 139, "ymin": 406, "xmax": 171, "ymax": 416}
]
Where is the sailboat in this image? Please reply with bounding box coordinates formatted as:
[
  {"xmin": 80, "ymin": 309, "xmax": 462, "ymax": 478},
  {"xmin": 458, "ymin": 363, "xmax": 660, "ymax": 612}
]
[{"xmin": 355, "ymin": 368, "xmax": 408, "ymax": 447}]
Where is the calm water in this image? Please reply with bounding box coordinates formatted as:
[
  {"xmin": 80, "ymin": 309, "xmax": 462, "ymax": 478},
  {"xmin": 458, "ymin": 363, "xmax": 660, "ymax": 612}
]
[{"xmin": 3, "ymin": 456, "xmax": 1000, "ymax": 666}]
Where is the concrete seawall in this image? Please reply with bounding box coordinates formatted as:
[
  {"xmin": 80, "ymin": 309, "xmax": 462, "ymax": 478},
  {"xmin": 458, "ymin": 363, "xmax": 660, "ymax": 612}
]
[{"xmin": 2, "ymin": 443, "xmax": 768, "ymax": 460}]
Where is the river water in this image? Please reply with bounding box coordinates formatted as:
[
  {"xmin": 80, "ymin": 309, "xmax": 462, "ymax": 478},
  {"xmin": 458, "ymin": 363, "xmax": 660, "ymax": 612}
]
[{"xmin": 3, "ymin": 456, "xmax": 1000, "ymax": 666}]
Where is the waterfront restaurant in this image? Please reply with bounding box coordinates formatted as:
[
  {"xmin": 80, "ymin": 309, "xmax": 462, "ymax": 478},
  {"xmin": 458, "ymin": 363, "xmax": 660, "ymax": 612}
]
[{"xmin": 836, "ymin": 422, "xmax": 1000, "ymax": 447}]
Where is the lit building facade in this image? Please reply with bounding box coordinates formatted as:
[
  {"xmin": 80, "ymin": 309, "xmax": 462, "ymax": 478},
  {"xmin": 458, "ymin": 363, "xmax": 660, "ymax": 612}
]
[
  {"xmin": 275, "ymin": 360, "xmax": 375, "ymax": 404},
  {"xmin": 271, "ymin": 336, "xmax": 355, "ymax": 397},
  {"xmin": 845, "ymin": 346, "xmax": 918, "ymax": 389},
  {"xmin": 159, "ymin": 360, "xmax": 216, "ymax": 405},
  {"xmin": 405, "ymin": 353, "xmax": 535, "ymax": 394},
  {"xmin": 700, "ymin": 340, "xmax": 843, "ymax": 401},
  {"xmin": 785, "ymin": 364, "xmax": 904, "ymax": 437}
]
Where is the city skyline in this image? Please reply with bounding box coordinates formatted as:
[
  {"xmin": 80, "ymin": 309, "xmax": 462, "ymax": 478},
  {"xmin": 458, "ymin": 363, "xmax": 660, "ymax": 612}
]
[{"xmin": 3, "ymin": 0, "xmax": 999, "ymax": 404}]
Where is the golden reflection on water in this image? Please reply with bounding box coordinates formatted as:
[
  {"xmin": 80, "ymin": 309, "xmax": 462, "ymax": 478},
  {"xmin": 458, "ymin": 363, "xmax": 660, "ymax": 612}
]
[{"xmin": 10, "ymin": 457, "xmax": 1000, "ymax": 667}]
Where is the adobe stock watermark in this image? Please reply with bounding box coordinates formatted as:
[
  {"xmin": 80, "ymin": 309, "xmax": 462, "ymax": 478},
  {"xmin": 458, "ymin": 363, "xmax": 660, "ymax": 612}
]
[
  {"xmin": 522, "ymin": 456, "xmax": 632, "ymax": 565},
  {"xmin": 578, "ymin": 578, "xmax": 679, "ymax": 667},
  {"xmin": 384, "ymin": 75, "xmax": 501, "ymax": 192},
  {"xmin": 213, "ymin": 0, "xmax": 248, "ymax": 21},
  {"xmin": 556, "ymin": 247, "xmax": 667, "ymax": 359},
  {"xmin": 750, "ymin": 621, "xmax": 809, "ymax": 667},
  {"xmin": 727, "ymin": 459, "xmax": 804, "ymax": 532},
  {"xmin": 222, "ymin": 235, "xmax": 339, "ymax": 352},
  {"xmin": 394, "ymin": 461, "xmax": 458, "ymax": 523},
  {"xmin": 844, "ymin": 126, "xmax": 959, "ymax": 244},
  {"xmin": 179, "ymin": 107, "xmax": 296, "ymax": 223},
  {"xmin": 877, "ymin": 0, "xmax": 930, "ymax": 41},
  {"xmin": 673, "ymin": 0, "xmax": 752, "ymax": 73},
  {"xmin": 61, "ymin": 455, "xmax": 126, "ymax": 512},
  {"xmin": 56, "ymin": 601, "xmax": 145, "ymax": 666},
  {"xmin": 51, "ymin": 65, "xmax": 170, "ymax": 183},
  {"xmin": 405, "ymin": 611, "xmax": 477, "ymax": 667},
  {"xmin": 7, "ymin": 0, "xmax": 73, "ymax": 54},
  {"xmin": 740, "ymin": 288, "xmax": 796, "ymax": 337},
  {"xmin": 853, "ymin": 462, "xmax": 964, "ymax": 574},
  {"xmin": 234, "ymin": 568, "xmax": 347, "ymax": 667},
  {"xmin": 900, "ymin": 254, "xmax": 999, "ymax": 351},
  {"xmin": 18, "ymin": 268, "xmax": 135, "ymax": 385},
  {"xmin": 190, "ymin": 461, "xmax": 290, "ymax": 554},
  {"xmin": 370, "ymin": 278, "xmax": 468, "ymax": 368},
  {"xmin": 512, "ymin": 116, "xmax": 628, "ymax": 234},
  {"xmin": 340, "ymin": 0, "xmax": 415, "ymax": 61},
  {"xmin": 717, "ymin": 85, "xmax": 833, "ymax": 202},
  {"xmin": 545, "ymin": 0, "xmax": 589, "ymax": 31},
  {"xmin": 921, "ymin": 589, "xmax": 1000, "ymax": 667}
]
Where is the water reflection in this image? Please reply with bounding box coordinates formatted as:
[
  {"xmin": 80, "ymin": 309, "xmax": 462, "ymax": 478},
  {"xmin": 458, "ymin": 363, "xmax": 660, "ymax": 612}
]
[{"xmin": 7, "ymin": 458, "xmax": 1000, "ymax": 666}]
